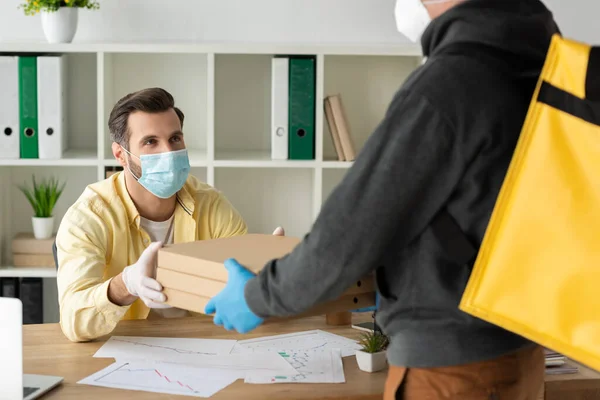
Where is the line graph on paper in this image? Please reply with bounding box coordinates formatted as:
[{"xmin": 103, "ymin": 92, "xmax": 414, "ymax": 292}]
[
  {"xmin": 79, "ymin": 361, "xmax": 241, "ymax": 397},
  {"xmin": 93, "ymin": 363, "xmax": 203, "ymax": 394},
  {"xmin": 110, "ymin": 337, "xmax": 217, "ymax": 355},
  {"xmin": 244, "ymin": 348, "xmax": 345, "ymax": 384},
  {"xmin": 232, "ymin": 330, "xmax": 361, "ymax": 357},
  {"xmin": 93, "ymin": 336, "xmax": 237, "ymax": 361}
]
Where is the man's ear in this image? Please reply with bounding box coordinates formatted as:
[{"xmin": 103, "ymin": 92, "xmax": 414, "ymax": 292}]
[{"xmin": 112, "ymin": 142, "xmax": 128, "ymax": 168}]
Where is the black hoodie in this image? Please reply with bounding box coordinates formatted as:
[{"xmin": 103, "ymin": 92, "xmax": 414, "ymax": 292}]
[{"xmin": 245, "ymin": 0, "xmax": 560, "ymax": 367}]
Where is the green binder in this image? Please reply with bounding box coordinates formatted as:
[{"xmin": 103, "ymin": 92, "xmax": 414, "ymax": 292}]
[
  {"xmin": 288, "ymin": 56, "xmax": 315, "ymax": 160},
  {"xmin": 19, "ymin": 56, "xmax": 39, "ymax": 159}
]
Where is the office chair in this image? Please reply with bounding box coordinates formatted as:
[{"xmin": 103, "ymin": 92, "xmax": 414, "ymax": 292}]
[{"xmin": 52, "ymin": 241, "xmax": 58, "ymax": 270}]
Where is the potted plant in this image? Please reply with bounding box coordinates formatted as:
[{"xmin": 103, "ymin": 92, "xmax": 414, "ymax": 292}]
[
  {"xmin": 19, "ymin": 0, "xmax": 100, "ymax": 44},
  {"xmin": 355, "ymin": 330, "xmax": 389, "ymax": 373},
  {"xmin": 18, "ymin": 176, "xmax": 65, "ymax": 239}
]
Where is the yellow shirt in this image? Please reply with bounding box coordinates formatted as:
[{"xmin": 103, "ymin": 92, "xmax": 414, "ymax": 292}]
[{"xmin": 55, "ymin": 172, "xmax": 247, "ymax": 342}]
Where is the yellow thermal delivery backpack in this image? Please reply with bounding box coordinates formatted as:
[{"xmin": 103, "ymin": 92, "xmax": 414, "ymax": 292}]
[{"xmin": 459, "ymin": 33, "xmax": 600, "ymax": 371}]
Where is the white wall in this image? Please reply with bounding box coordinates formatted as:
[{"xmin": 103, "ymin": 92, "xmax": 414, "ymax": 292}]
[{"xmin": 0, "ymin": 0, "xmax": 597, "ymax": 45}]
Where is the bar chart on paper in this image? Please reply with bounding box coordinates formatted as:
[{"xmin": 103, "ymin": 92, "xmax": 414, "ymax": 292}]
[
  {"xmin": 245, "ymin": 349, "xmax": 345, "ymax": 384},
  {"xmin": 78, "ymin": 361, "xmax": 241, "ymax": 397}
]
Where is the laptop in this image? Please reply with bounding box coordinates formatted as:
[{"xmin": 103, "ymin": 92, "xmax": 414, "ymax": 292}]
[{"xmin": 0, "ymin": 297, "xmax": 63, "ymax": 399}]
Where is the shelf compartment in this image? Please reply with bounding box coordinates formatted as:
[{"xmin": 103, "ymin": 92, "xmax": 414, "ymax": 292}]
[
  {"xmin": 5, "ymin": 166, "xmax": 97, "ymax": 266},
  {"xmin": 102, "ymin": 53, "xmax": 209, "ymax": 159},
  {"xmin": 214, "ymin": 54, "xmax": 273, "ymax": 157},
  {"xmin": 214, "ymin": 168, "xmax": 314, "ymax": 238},
  {"xmin": 322, "ymin": 55, "xmax": 420, "ymax": 162}
]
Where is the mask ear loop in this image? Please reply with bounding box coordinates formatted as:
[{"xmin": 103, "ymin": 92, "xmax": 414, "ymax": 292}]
[{"xmin": 120, "ymin": 145, "xmax": 142, "ymax": 181}]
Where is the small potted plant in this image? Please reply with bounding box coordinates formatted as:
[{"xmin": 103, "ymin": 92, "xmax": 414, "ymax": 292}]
[
  {"xmin": 355, "ymin": 330, "xmax": 389, "ymax": 373},
  {"xmin": 19, "ymin": 0, "xmax": 100, "ymax": 44},
  {"xmin": 19, "ymin": 176, "xmax": 65, "ymax": 239}
]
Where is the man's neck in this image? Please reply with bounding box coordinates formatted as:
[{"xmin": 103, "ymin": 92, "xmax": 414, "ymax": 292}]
[{"xmin": 124, "ymin": 172, "xmax": 176, "ymax": 222}]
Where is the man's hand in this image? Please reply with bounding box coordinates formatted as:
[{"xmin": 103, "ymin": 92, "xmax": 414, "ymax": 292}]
[
  {"xmin": 272, "ymin": 226, "xmax": 285, "ymax": 236},
  {"xmin": 205, "ymin": 258, "xmax": 264, "ymax": 333},
  {"xmin": 120, "ymin": 242, "xmax": 171, "ymax": 309}
]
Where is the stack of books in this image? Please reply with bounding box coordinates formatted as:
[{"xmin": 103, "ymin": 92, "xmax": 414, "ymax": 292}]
[
  {"xmin": 324, "ymin": 94, "xmax": 356, "ymax": 162},
  {"xmin": 12, "ymin": 233, "xmax": 55, "ymax": 268},
  {"xmin": 545, "ymin": 348, "xmax": 579, "ymax": 375}
]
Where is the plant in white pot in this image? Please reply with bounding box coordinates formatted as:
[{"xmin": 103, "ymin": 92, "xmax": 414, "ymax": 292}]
[
  {"xmin": 18, "ymin": 176, "xmax": 65, "ymax": 240},
  {"xmin": 19, "ymin": 0, "xmax": 100, "ymax": 44},
  {"xmin": 355, "ymin": 330, "xmax": 389, "ymax": 373}
]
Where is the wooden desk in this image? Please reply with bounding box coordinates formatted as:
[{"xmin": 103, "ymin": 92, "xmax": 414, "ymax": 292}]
[
  {"xmin": 24, "ymin": 316, "xmax": 387, "ymax": 399},
  {"xmin": 23, "ymin": 315, "xmax": 600, "ymax": 399}
]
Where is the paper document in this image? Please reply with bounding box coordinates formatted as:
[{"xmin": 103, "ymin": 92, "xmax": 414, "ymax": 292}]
[
  {"xmin": 245, "ymin": 348, "xmax": 345, "ymax": 384},
  {"xmin": 233, "ymin": 330, "xmax": 361, "ymax": 357},
  {"xmin": 94, "ymin": 336, "xmax": 237, "ymax": 358},
  {"xmin": 78, "ymin": 361, "xmax": 240, "ymax": 397},
  {"xmin": 94, "ymin": 335, "xmax": 296, "ymax": 375}
]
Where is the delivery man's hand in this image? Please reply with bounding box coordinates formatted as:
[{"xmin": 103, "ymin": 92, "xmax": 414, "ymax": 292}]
[
  {"xmin": 205, "ymin": 258, "xmax": 264, "ymax": 333},
  {"xmin": 121, "ymin": 241, "xmax": 172, "ymax": 309}
]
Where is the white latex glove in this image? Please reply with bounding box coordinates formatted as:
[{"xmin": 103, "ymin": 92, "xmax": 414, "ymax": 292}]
[
  {"xmin": 272, "ymin": 226, "xmax": 285, "ymax": 236},
  {"xmin": 122, "ymin": 241, "xmax": 171, "ymax": 309}
]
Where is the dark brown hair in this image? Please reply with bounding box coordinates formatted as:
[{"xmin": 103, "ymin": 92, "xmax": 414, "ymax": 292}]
[{"xmin": 108, "ymin": 87, "xmax": 184, "ymax": 149}]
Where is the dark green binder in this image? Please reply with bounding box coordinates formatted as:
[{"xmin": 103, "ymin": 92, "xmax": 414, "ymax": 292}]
[
  {"xmin": 288, "ymin": 56, "xmax": 315, "ymax": 160},
  {"xmin": 19, "ymin": 56, "xmax": 39, "ymax": 159}
]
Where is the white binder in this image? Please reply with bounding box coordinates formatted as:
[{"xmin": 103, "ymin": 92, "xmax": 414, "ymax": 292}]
[
  {"xmin": 271, "ymin": 57, "xmax": 289, "ymax": 160},
  {"xmin": 37, "ymin": 55, "xmax": 66, "ymax": 159},
  {"xmin": 0, "ymin": 57, "xmax": 20, "ymax": 159}
]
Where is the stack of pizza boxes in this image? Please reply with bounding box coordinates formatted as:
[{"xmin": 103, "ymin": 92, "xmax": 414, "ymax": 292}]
[{"xmin": 156, "ymin": 234, "xmax": 375, "ymax": 319}]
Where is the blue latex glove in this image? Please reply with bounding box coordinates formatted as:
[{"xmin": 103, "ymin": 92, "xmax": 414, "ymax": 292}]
[{"xmin": 204, "ymin": 258, "xmax": 264, "ymax": 334}]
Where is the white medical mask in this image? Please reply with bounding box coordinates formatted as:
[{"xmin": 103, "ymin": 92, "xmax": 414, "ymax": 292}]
[{"xmin": 394, "ymin": 0, "xmax": 452, "ymax": 43}]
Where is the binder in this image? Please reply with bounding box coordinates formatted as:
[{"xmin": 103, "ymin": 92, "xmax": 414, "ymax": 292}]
[
  {"xmin": 20, "ymin": 278, "xmax": 43, "ymax": 324},
  {"xmin": 0, "ymin": 278, "xmax": 19, "ymax": 298},
  {"xmin": 271, "ymin": 57, "xmax": 289, "ymax": 160},
  {"xmin": 37, "ymin": 56, "xmax": 66, "ymax": 159},
  {"xmin": 18, "ymin": 56, "xmax": 39, "ymax": 159},
  {"xmin": 0, "ymin": 56, "xmax": 20, "ymax": 159},
  {"xmin": 288, "ymin": 56, "xmax": 316, "ymax": 160}
]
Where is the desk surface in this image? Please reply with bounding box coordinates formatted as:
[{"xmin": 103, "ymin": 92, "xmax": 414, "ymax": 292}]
[
  {"xmin": 24, "ymin": 316, "xmax": 388, "ymax": 399},
  {"xmin": 23, "ymin": 315, "xmax": 600, "ymax": 400}
]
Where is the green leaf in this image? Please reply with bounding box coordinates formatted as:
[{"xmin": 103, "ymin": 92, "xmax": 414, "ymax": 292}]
[
  {"xmin": 358, "ymin": 331, "xmax": 389, "ymax": 353},
  {"xmin": 17, "ymin": 175, "xmax": 66, "ymax": 218}
]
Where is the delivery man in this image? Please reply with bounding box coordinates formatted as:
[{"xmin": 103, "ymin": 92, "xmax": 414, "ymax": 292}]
[
  {"xmin": 205, "ymin": 0, "xmax": 560, "ymax": 399},
  {"xmin": 55, "ymin": 87, "xmax": 283, "ymax": 343}
]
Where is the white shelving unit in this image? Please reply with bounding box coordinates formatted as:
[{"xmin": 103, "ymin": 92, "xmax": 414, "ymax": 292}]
[{"xmin": 0, "ymin": 41, "xmax": 422, "ymax": 323}]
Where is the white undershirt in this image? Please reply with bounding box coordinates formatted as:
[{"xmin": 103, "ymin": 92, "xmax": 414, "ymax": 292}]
[
  {"xmin": 140, "ymin": 214, "xmax": 188, "ymax": 318},
  {"xmin": 140, "ymin": 214, "xmax": 175, "ymax": 245}
]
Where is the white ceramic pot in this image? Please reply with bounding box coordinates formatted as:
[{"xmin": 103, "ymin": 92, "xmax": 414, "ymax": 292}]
[
  {"xmin": 32, "ymin": 216, "xmax": 54, "ymax": 239},
  {"xmin": 355, "ymin": 350, "xmax": 387, "ymax": 373},
  {"xmin": 41, "ymin": 7, "xmax": 78, "ymax": 44}
]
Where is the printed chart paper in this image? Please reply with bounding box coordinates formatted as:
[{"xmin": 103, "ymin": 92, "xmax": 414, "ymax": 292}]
[
  {"xmin": 245, "ymin": 348, "xmax": 345, "ymax": 384},
  {"xmin": 233, "ymin": 330, "xmax": 361, "ymax": 357},
  {"xmin": 94, "ymin": 336, "xmax": 237, "ymax": 359},
  {"xmin": 78, "ymin": 361, "xmax": 240, "ymax": 397},
  {"xmin": 94, "ymin": 336, "xmax": 296, "ymax": 376}
]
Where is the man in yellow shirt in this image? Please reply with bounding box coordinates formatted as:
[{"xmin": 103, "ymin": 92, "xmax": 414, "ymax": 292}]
[{"xmin": 56, "ymin": 87, "xmax": 280, "ymax": 342}]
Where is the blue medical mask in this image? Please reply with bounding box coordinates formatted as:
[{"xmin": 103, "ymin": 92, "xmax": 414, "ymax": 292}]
[{"xmin": 121, "ymin": 146, "xmax": 190, "ymax": 199}]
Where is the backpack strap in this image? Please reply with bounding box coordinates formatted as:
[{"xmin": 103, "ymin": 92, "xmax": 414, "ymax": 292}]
[{"xmin": 430, "ymin": 209, "xmax": 478, "ymax": 266}]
